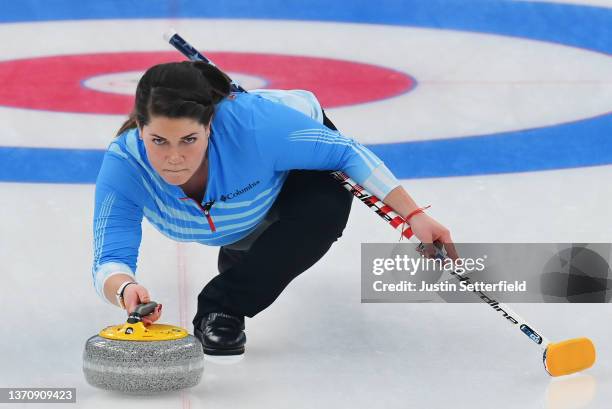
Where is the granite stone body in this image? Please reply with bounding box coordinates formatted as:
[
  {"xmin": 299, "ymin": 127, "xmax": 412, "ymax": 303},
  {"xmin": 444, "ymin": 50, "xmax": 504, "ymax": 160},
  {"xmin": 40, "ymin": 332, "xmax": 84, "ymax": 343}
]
[{"xmin": 83, "ymin": 334, "xmax": 204, "ymax": 394}]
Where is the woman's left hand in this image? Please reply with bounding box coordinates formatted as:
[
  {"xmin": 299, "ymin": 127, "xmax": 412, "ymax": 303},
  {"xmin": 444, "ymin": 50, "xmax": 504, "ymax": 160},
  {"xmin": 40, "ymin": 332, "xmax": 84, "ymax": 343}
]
[{"xmin": 407, "ymin": 212, "xmax": 459, "ymax": 260}]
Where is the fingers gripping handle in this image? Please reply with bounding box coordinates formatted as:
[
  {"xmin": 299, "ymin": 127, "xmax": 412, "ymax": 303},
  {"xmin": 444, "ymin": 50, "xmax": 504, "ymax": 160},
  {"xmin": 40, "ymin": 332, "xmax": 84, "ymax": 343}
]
[{"xmin": 127, "ymin": 301, "xmax": 158, "ymax": 324}]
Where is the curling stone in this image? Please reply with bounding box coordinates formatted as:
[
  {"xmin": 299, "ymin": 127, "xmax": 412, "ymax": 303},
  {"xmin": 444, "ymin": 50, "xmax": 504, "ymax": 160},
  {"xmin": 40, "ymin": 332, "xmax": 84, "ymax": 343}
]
[{"xmin": 83, "ymin": 302, "xmax": 204, "ymax": 394}]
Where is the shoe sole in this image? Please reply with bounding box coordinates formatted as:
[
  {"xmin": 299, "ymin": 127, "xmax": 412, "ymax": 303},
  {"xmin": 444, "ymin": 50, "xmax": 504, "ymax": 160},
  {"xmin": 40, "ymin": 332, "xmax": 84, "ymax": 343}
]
[
  {"xmin": 203, "ymin": 346, "xmax": 245, "ymax": 356},
  {"xmin": 194, "ymin": 328, "xmax": 245, "ymax": 356}
]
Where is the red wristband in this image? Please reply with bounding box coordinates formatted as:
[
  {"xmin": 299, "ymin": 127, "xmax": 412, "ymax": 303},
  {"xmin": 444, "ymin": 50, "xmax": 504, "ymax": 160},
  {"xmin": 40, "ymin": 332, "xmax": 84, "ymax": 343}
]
[{"xmin": 405, "ymin": 205, "xmax": 431, "ymax": 222}]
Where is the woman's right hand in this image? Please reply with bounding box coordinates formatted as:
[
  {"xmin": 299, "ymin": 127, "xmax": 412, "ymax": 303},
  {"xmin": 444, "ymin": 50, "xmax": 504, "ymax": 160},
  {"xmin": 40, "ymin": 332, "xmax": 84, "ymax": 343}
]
[
  {"xmin": 408, "ymin": 212, "xmax": 459, "ymax": 261},
  {"xmin": 123, "ymin": 284, "xmax": 163, "ymax": 326}
]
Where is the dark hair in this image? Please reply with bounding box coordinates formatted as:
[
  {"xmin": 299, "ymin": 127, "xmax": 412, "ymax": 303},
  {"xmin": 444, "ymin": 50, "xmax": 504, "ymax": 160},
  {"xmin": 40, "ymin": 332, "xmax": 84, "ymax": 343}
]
[{"xmin": 116, "ymin": 61, "xmax": 232, "ymax": 136}]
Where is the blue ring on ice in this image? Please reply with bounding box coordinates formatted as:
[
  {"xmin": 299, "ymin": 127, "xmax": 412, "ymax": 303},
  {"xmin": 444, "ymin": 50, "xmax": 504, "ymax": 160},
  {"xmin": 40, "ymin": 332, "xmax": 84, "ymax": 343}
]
[{"xmin": 1, "ymin": 0, "xmax": 611, "ymax": 182}]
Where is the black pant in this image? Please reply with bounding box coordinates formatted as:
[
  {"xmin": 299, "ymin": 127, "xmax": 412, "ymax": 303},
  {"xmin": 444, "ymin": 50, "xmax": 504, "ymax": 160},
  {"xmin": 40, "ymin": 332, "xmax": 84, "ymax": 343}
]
[{"xmin": 192, "ymin": 114, "xmax": 353, "ymax": 326}]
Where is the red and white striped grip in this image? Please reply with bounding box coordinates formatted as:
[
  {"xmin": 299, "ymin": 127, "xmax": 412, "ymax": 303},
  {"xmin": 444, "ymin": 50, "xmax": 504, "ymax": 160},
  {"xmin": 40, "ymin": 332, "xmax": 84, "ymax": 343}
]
[{"xmin": 330, "ymin": 171, "xmax": 413, "ymax": 240}]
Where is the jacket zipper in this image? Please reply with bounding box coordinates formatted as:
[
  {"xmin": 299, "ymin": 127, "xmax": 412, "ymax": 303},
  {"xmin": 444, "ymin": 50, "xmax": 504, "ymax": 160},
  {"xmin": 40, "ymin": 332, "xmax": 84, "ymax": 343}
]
[
  {"xmin": 201, "ymin": 201, "xmax": 216, "ymax": 232},
  {"xmin": 180, "ymin": 198, "xmax": 217, "ymax": 232}
]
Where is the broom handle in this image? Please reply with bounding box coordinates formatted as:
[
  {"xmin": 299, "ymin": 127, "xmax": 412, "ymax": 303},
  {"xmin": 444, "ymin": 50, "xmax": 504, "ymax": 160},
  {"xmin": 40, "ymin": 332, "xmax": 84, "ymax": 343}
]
[{"xmin": 333, "ymin": 172, "xmax": 551, "ymax": 349}]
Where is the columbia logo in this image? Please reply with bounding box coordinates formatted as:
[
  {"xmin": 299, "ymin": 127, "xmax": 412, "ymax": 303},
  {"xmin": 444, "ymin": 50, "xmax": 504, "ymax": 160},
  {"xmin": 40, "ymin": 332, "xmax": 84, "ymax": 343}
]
[{"xmin": 220, "ymin": 180, "xmax": 260, "ymax": 201}]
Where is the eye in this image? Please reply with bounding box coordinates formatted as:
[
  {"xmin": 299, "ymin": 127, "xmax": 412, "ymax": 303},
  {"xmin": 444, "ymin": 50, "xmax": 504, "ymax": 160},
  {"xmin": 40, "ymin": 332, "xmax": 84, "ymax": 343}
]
[
  {"xmin": 152, "ymin": 138, "xmax": 165, "ymax": 145},
  {"xmin": 183, "ymin": 137, "xmax": 197, "ymax": 144}
]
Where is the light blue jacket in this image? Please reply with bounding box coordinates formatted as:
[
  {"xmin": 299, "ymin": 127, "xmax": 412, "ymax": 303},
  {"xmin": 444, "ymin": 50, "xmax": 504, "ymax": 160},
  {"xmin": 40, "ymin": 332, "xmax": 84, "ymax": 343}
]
[{"xmin": 92, "ymin": 90, "xmax": 400, "ymax": 301}]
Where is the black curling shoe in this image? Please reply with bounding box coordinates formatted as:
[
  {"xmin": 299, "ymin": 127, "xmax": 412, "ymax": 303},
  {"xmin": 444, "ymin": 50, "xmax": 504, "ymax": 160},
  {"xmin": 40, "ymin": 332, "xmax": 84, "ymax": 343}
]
[{"xmin": 194, "ymin": 312, "xmax": 246, "ymax": 356}]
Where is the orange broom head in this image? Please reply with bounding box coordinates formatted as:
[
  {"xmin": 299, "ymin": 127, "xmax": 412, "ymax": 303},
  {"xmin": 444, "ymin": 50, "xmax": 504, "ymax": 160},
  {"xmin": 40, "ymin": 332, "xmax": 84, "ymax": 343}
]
[{"xmin": 544, "ymin": 338, "xmax": 596, "ymax": 377}]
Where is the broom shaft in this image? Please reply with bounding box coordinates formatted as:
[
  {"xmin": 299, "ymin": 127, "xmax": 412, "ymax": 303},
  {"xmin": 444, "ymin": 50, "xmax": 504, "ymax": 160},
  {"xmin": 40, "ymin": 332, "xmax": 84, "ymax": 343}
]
[{"xmin": 334, "ymin": 171, "xmax": 551, "ymax": 349}]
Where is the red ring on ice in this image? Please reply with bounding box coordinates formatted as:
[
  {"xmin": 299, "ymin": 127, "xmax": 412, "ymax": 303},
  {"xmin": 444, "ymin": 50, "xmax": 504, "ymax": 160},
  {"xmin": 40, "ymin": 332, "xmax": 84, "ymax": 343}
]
[{"xmin": 0, "ymin": 51, "xmax": 415, "ymax": 114}]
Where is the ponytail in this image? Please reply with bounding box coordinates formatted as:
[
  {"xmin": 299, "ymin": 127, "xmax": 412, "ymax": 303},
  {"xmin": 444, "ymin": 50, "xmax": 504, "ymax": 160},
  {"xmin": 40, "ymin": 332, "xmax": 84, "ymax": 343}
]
[
  {"xmin": 116, "ymin": 110, "xmax": 137, "ymax": 137},
  {"xmin": 191, "ymin": 61, "xmax": 231, "ymax": 104}
]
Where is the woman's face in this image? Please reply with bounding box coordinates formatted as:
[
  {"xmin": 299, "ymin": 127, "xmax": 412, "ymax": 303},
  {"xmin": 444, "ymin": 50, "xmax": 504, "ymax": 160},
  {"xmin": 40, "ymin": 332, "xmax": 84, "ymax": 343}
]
[{"xmin": 140, "ymin": 116, "xmax": 210, "ymax": 186}]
